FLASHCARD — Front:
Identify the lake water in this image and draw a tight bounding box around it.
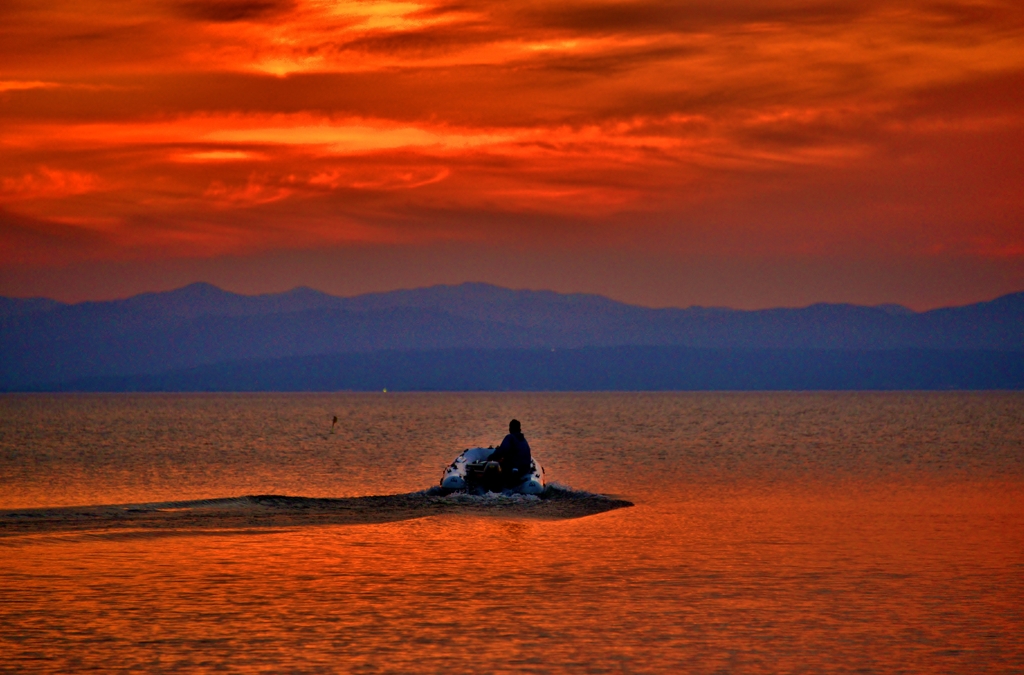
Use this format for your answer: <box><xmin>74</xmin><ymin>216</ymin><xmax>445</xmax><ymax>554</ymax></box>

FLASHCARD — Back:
<box><xmin>1</xmin><ymin>392</ymin><xmax>1022</xmax><ymax>673</ymax></box>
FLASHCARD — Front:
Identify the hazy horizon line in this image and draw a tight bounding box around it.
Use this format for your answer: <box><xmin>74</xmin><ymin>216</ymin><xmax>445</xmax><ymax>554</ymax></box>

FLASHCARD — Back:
<box><xmin>4</xmin><ymin>280</ymin><xmax>1022</xmax><ymax>314</ymax></box>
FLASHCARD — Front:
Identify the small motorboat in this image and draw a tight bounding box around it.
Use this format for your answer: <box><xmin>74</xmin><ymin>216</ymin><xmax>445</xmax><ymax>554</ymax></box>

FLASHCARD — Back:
<box><xmin>440</xmin><ymin>447</ymin><xmax>545</xmax><ymax>495</ymax></box>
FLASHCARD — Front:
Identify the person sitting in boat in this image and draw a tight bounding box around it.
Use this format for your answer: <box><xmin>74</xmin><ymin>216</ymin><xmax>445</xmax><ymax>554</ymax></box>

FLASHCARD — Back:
<box><xmin>488</xmin><ymin>419</ymin><xmax>532</xmax><ymax>486</ymax></box>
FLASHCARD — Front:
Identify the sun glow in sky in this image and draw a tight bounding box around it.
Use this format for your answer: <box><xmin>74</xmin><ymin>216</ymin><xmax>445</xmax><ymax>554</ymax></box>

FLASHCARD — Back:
<box><xmin>1</xmin><ymin>0</ymin><xmax>1023</xmax><ymax>307</ymax></box>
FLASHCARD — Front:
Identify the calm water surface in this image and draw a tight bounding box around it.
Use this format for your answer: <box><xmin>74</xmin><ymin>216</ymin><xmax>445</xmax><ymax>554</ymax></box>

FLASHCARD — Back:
<box><xmin>1</xmin><ymin>392</ymin><xmax>1022</xmax><ymax>673</ymax></box>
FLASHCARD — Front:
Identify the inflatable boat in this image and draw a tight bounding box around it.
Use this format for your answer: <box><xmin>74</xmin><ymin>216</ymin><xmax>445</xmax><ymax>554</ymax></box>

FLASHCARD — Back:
<box><xmin>440</xmin><ymin>447</ymin><xmax>545</xmax><ymax>495</ymax></box>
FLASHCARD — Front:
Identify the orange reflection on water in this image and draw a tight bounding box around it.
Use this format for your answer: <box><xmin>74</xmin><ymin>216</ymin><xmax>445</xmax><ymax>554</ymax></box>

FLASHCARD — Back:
<box><xmin>2</xmin><ymin>479</ymin><xmax>1021</xmax><ymax>673</ymax></box>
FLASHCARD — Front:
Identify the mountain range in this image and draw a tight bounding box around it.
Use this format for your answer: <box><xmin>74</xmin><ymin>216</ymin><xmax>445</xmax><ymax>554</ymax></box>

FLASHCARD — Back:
<box><xmin>2</xmin><ymin>282</ymin><xmax>1022</xmax><ymax>391</ymax></box>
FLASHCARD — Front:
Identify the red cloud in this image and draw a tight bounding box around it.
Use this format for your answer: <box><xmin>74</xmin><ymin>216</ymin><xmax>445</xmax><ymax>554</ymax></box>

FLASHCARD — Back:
<box><xmin>1</xmin><ymin>0</ymin><xmax>1022</xmax><ymax>305</ymax></box>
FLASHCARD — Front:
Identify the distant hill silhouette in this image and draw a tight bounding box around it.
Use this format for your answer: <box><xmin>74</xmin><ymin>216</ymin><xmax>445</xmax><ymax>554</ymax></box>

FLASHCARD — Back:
<box><xmin>2</xmin><ymin>283</ymin><xmax>1022</xmax><ymax>390</ymax></box>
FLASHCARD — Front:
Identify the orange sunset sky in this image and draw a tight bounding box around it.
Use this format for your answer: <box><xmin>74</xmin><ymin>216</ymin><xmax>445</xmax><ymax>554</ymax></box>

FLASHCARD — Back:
<box><xmin>1</xmin><ymin>0</ymin><xmax>1022</xmax><ymax>308</ymax></box>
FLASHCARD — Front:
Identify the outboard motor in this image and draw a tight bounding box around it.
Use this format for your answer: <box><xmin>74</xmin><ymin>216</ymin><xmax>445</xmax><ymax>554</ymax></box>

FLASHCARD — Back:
<box><xmin>465</xmin><ymin>460</ymin><xmax>504</xmax><ymax>493</ymax></box>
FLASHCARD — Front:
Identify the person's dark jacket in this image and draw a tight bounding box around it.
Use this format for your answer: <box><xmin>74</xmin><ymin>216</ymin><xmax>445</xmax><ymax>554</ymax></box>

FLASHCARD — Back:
<box><xmin>489</xmin><ymin>433</ymin><xmax>532</xmax><ymax>478</ymax></box>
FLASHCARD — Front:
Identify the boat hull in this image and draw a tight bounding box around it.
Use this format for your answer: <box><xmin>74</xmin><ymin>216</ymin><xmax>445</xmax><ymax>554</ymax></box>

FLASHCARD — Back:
<box><xmin>440</xmin><ymin>447</ymin><xmax>544</xmax><ymax>494</ymax></box>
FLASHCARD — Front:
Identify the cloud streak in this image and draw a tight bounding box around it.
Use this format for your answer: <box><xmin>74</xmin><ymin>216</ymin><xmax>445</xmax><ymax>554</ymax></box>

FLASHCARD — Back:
<box><xmin>1</xmin><ymin>0</ymin><xmax>1022</xmax><ymax>305</ymax></box>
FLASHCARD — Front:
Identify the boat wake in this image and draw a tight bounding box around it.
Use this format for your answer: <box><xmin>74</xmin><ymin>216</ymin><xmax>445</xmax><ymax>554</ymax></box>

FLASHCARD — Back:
<box><xmin>0</xmin><ymin>484</ymin><xmax>633</xmax><ymax>538</ymax></box>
